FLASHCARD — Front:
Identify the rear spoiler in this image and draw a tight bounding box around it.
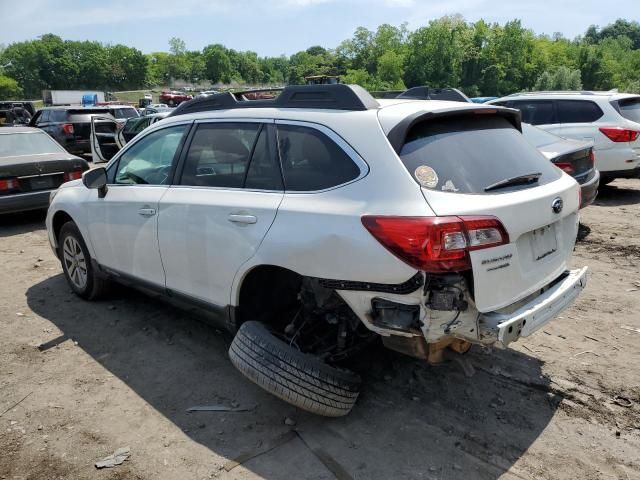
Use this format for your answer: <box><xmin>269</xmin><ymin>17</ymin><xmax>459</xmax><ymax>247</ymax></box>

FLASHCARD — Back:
<box><xmin>386</xmin><ymin>106</ymin><xmax>522</xmax><ymax>154</ymax></box>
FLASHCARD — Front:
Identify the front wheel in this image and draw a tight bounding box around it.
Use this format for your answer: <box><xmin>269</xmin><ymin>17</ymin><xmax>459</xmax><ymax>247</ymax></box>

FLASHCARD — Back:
<box><xmin>58</xmin><ymin>222</ymin><xmax>109</xmax><ymax>300</ymax></box>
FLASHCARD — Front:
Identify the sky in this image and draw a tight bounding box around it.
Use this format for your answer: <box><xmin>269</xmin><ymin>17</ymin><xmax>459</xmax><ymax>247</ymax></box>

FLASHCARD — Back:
<box><xmin>1</xmin><ymin>0</ymin><xmax>638</xmax><ymax>56</ymax></box>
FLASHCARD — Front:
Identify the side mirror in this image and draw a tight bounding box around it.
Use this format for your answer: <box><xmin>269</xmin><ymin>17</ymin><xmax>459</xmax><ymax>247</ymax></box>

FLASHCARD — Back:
<box><xmin>82</xmin><ymin>167</ymin><xmax>108</xmax><ymax>198</ymax></box>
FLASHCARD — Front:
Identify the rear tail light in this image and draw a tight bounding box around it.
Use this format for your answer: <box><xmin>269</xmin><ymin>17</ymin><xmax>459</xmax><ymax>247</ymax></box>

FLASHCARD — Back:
<box><xmin>63</xmin><ymin>171</ymin><xmax>83</xmax><ymax>182</ymax></box>
<box><xmin>62</xmin><ymin>123</ymin><xmax>74</xmax><ymax>135</ymax></box>
<box><xmin>588</xmin><ymin>149</ymin><xmax>595</xmax><ymax>167</ymax></box>
<box><xmin>0</xmin><ymin>178</ymin><xmax>20</xmax><ymax>192</ymax></box>
<box><xmin>361</xmin><ymin>215</ymin><xmax>509</xmax><ymax>273</ymax></box>
<box><xmin>554</xmin><ymin>162</ymin><xmax>575</xmax><ymax>175</ymax></box>
<box><xmin>599</xmin><ymin>127</ymin><xmax>639</xmax><ymax>143</ymax></box>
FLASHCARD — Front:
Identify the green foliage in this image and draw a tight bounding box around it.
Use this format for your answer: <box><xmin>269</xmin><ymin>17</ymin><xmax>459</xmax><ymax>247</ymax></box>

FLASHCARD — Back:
<box><xmin>0</xmin><ymin>74</ymin><xmax>22</xmax><ymax>100</ymax></box>
<box><xmin>534</xmin><ymin>66</ymin><xmax>582</xmax><ymax>90</ymax></box>
<box><xmin>1</xmin><ymin>18</ymin><xmax>639</xmax><ymax>99</ymax></box>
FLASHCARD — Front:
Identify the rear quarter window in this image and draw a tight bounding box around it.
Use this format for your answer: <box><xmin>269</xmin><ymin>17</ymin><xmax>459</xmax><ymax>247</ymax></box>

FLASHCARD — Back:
<box><xmin>616</xmin><ymin>97</ymin><xmax>640</xmax><ymax>124</ymax></box>
<box><xmin>277</xmin><ymin>124</ymin><xmax>360</xmax><ymax>191</ymax></box>
<box><xmin>557</xmin><ymin>100</ymin><xmax>603</xmax><ymax>123</ymax></box>
<box><xmin>399</xmin><ymin>115</ymin><xmax>561</xmax><ymax>194</ymax></box>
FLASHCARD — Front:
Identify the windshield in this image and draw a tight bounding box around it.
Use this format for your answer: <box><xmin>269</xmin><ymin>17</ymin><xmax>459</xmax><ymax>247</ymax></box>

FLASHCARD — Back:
<box><xmin>617</xmin><ymin>97</ymin><xmax>640</xmax><ymax>124</ymax></box>
<box><xmin>399</xmin><ymin>115</ymin><xmax>561</xmax><ymax>194</ymax></box>
<box><xmin>0</xmin><ymin>131</ymin><xmax>65</xmax><ymax>157</ymax></box>
<box><xmin>521</xmin><ymin>123</ymin><xmax>562</xmax><ymax>148</ymax></box>
<box><xmin>110</xmin><ymin>108</ymin><xmax>139</xmax><ymax>120</ymax></box>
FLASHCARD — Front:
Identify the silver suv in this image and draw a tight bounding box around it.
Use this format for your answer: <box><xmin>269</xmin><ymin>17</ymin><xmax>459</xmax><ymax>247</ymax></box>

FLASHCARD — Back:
<box><xmin>489</xmin><ymin>91</ymin><xmax>640</xmax><ymax>184</ymax></box>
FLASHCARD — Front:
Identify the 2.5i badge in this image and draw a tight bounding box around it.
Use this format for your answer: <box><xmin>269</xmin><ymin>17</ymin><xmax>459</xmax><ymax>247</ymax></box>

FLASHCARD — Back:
<box><xmin>414</xmin><ymin>165</ymin><xmax>438</xmax><ymax>188</ymax></box>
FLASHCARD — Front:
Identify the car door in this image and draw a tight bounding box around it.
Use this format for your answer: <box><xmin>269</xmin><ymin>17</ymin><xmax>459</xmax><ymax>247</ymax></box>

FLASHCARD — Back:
<box><xmin>158</xmin><ymin>120</ymin><xmax>283</xmax><ymax>307</ymax></box>
<box><xmin>86</xmin><ymin>123</ymin><xmax>190</xmax><ymax>287</ymax></box>
<box><xmin>35</xmin><ymin>109</ymin><xmax>52</xmax><ymax>136</ymax></box>
<box><xmin>555</xmin><ymin>99</ymin><xmax>604</xmax><ymax>143</ymax></box>
<box><xmin>90</xmin><ymin>115</ymin><xmax>121</xmax><ymax>162</ymax></box>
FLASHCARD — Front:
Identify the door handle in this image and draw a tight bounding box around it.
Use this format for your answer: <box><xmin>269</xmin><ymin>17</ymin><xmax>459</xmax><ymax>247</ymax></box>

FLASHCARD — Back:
<box><xmin>138</xmin><ymin>208</ymin><xmax>156</xmax><ymax>217</ymax></box>
<box><xmin>228</xmin><ymin>214</ymin><xmax>257</xmax><ymax>224</ymax></box>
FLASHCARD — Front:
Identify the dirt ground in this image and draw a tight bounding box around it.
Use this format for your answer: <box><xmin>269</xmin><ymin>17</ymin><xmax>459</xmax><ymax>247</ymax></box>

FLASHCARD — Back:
<box><xmin>1</xmin><ymin>180</ymin><xmax>639</xmax><ymax>480</ymax></box>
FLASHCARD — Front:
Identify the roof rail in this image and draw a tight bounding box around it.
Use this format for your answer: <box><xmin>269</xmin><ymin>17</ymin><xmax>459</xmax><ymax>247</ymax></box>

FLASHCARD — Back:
<box><xmin>169</xmin><ymin>84</ymin><xmax>379</xmax><ymax>117</ymax></box>
<box><xmin>504</xmin><ymin>90</ymin><xmax>618</xmax><ymax>97</ymax></box>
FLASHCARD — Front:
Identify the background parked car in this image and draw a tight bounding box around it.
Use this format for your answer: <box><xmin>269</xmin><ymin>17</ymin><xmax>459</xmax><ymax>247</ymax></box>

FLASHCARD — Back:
<box><xmin>118</xmin><ymin>112</ymin><xmax>171</xmax><ymax>144</ymax></box>
<box><xmin>488</xmin><ymin>92</ymin><xmax>640</xmax><ymax>184</ymax></box>
<box><xmin>521</xmin><ymin>123</ymin><xmax>600</xmax><ymax>208</ymax></box>
<box><xmin>105</xmin><ymin>105</ymin><xmax>139</xmax><ymax>126</ymax></box>
<box><xmin>470</xmin><ymin>96</ymin><xmax>498</xmax><ymax>103</ymax></box>
<box><xmin>29</xmin><ymin>107</ymin><xmax>118</xmax><ymax>155</ymax></box>
<box><xmin>159</xmin><ymin>90</ymin><xmax>193</xmax><ymax>106</ymax></box>
<box><xmin>197</xmin><ymin>90</ymin><xmax>219</xmax><ymax>97</ymax></box>
<box><xmin>0</xmin><ymin>127</ymin><xmax>88</xmax><ymax>214</ymax></box>
<box><xmin>142</xmin><ymin>105</ymin><xmax>172</xmax><ymax>116</ymax></box>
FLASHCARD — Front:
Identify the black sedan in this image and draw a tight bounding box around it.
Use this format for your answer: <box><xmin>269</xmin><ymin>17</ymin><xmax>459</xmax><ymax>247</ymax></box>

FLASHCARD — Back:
<box><xmin>522</xmin><ymin>123</ymin><xmax>600</xmax><ymax>208</ymax></box>
<box><xmin>0</xmin><ymin>127</ymin><xmax>89</xmax><ymax>214</ymax></box>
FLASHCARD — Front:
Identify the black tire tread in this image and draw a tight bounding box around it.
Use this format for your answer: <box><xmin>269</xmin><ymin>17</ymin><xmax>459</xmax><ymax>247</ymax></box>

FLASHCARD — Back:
<box><xmin>229</xmin><ymin>321</ymin><xmax>361</xmax><ymax>417</ymax></box>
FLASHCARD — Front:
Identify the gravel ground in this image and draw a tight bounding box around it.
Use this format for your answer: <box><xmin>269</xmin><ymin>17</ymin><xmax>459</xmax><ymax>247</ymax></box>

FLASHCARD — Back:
<box><xmin>1</xmin><ymin>179</ymin><xmax>639</xmax><ymax>480</ymax></box>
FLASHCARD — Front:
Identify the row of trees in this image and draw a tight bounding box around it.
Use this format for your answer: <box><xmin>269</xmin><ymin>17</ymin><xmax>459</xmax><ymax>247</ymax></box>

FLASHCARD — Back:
<box><xmin>1</xmin><ymin>17</ymin><xmax>639</xmax><ymax>100</ymax></box>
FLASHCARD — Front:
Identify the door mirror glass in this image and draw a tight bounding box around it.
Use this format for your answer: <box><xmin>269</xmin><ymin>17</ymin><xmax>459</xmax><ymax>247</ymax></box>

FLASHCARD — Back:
<box><xmin>83</xmin><ymin>167</ymin><xmax>107</xmax><ymax>190</ymax></box>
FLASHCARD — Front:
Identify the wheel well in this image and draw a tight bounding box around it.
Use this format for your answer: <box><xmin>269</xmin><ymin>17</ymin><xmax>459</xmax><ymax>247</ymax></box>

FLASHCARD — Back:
<box><xmin>52</xmin><ymin>211</ymin><xmax>74</xmax><ymax>248</ymax></box>
<box><xmin>236</xmin><ymin>265</ymin><xmax>302</xmax><ymax>330</ymax></box>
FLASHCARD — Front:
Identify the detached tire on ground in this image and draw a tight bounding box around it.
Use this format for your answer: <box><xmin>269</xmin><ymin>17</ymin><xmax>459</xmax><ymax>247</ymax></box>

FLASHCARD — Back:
<box><xmin>229</xmin><ymin>321</ymin><xmax>361</xmax><ymax>417</ymax></box>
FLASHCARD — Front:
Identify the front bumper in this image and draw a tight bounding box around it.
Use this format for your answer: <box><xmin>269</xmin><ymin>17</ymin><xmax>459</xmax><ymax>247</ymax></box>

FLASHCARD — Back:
<box><xmin>0</xmin><ymin>189</ymin><xmax>54</xmax><ymax>214</ymax></box>
<box><xmin>478</xmin><ymin>267</ymin><xmax>588</xmax><ymax>348</ymax></box>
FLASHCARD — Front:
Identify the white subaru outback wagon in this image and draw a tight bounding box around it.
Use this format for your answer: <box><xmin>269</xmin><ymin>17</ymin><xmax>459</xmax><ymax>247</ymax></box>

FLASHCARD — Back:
<box><xmin>46</xmin><ymin>85</ymin><xmax>587</xmax><ymax>416</ymax></box>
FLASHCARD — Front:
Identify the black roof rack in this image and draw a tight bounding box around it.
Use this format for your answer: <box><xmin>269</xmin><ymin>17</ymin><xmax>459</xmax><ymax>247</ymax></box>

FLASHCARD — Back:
<box><xmin>168</xmin><ymin>84</ymin><xmax>379</xmax><ymax>117</ymax></box>
<box><xmin>397</xmin><ymin>86</ymin><xmax>471</xmax><ymax>103</ymax></box>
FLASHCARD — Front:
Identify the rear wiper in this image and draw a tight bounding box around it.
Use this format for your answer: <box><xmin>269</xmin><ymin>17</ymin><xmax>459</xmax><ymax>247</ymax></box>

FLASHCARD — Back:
<box><xmin>484</xmin><ymin>172</ymin><xmax>542</xmax><ymax>192</ymax></box>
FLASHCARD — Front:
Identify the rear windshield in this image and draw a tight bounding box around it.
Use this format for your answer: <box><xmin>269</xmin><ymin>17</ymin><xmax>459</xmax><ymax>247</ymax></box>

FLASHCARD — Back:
<box><xmin>68</xmin><ymin>112</ymin><xmax>111</xmax><ymax>123</ymax></box>
<box><xmin>617</xmin><ymin>97</ymin><xmax>640</xmax><ymax>124</ymax></box>
<box><xmin>399</xmin><ymin>115</ymin><xmax>561</xmax><ymax>194</ymax></box>
<box><xmin>110</xmin><ymin>108</ymin><xmax>138</xmax><ymax>119</ymax></box>
<box><xmin>0</xmin><ymin>132</ymin><xmax>64</xmax><ymax>157</ymax></box>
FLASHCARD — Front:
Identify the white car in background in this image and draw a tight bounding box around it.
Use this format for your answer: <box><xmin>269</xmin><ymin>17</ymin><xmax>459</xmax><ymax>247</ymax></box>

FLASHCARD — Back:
<box><xmin>46</xmin><ymin>85</ymin><xmax>587</xmax><ymax>416</ymax></box>
<box><xmin>488</xmin><ymin>92</ymin><xmax>640</xmax><ymax>184</ymax></box>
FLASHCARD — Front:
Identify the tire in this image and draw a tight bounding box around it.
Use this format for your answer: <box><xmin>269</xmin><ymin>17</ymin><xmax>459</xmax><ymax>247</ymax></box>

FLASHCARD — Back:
<box><xmin>229</xmin><ymin>321</ymin><xmax>361</xmax><ymax>417</ymax></box>
<box><xmin>58</xmin><ymin>222</ymin><xmax>109</xmax><ymax>300</ymax></box>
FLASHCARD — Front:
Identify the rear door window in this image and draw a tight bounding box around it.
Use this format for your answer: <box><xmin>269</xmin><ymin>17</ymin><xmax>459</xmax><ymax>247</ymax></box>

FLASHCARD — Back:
<box><xmin>557</xmin><ymin>100</ymin><xmax>603</xmax><ymax>123</ymax></box>
<box><xmin>616</xmin><ymin>97</ymin><xmax>640</xmax><ymax>124</ymax></box>
<box><xmin>39</xmin><ymin>110</ymin><xmax>51</xmax><ymax>123</ymax></box>
<box><xmin>399</xmin><ymin>115</ymin><xmax>561</xmax><ymax>194</ymax></box>
<box><xmin>511</xmin><ymin>101</ymin><xmax>555</xmax><ymax>125</ymax></box>
<box><xmin>276</xmin><ymin>124</ymin><xmax>360</xmax><ymax>191</ymax></box>
<box><xmin>179</xmin><ymin>123</ymin><xmax>260</xmax><ymax>188</ymax></box>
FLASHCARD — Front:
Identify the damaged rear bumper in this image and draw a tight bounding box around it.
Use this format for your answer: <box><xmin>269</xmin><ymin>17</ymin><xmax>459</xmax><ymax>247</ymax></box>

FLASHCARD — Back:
<box><xmin>479</xmin><ymin>267</ymin><xmax>588</xmax><ymax>348</ymax></box>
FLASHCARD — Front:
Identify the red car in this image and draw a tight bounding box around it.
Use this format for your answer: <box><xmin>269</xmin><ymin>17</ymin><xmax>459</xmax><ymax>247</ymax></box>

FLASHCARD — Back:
<box><xmin>159</xmin><ymin>90</ymin><xmax>193</xmax><ymax>106</ymax></box>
